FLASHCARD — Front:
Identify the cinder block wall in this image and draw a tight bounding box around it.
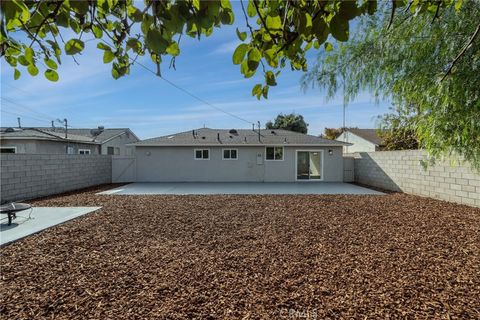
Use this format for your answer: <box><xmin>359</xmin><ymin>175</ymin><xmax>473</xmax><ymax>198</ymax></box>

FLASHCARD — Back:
<box><xmin>0</xmin><ymin>154</ymin><xmax>111</xmax><ymax>202</ymax></box>
<box><xmin>354</xmin><ymin>150</ymin><xmax>480</xmax><ymax>207</ymax></box>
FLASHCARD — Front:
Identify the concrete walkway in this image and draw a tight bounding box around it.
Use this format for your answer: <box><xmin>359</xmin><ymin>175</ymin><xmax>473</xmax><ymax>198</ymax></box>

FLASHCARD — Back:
<box><xmin>0</xmin><ymin>207</ymin><xmax>101</xmax><ymax>246</ymax></box>
<box><xmin>98</xmin><ymin>182</ymin><xmax>384</xmax><ymax>195</ymax></box>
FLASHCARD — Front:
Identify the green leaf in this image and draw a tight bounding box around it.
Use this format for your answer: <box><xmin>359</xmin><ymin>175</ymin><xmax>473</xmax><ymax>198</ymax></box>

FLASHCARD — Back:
<box><xmin>247</xmin><ymin>0</ymin><xmax>256</xmax><ymax>17</ymax></box>
<box><xmin>312</xmin><ymin>19</ymin><xmax>329</xmax><ymax>44</ymax></box>
<box><xmin>339</xmin><ymin>1</ymin><xmax>359</xmax><ymax>20</ymax></box>
<box><xmin>24</xmin><ymin>47</ymin><xmax>34</xmax><ymax>63</ymax></box>
<box><xmin>92</xmin><ymin>25</ymin><xmax>103</xmax><ymax>38</ymax></box>
<box><xmin>65</xmin><ymin>39</ymin><xmax>85</xmax><ymax>55</ymax></box>
<box><xmin>69</xmin><ymin>0</ymin><xmax>89</xmax><ymax>15</ymax></box>
<box><xmin>166</xmin><ymin>42</ymin><xmax>180</xmax><ymax>56</ymax></box>
<box><xmin>266</xmin><ymin>15</ymin><xmax>282</xmax><ymax>30</ymax></box>
<box><xmin>103</xmin><ymin>50</ymin><xmax>115</xmax><ymax>63</ymax></box>
<box><xmin>27</xmin><ymin>64</ymin><xmax>39</xmax><ymax>76</ymax></box>
<box><xmin>192</xmin><ymin>0</ymin><xmax>200</xmax><ymax>10</ymax></box>
<box><xmin>236</xmin><ymin>28</ymin><xmax>247</xmax><ymax>41</ymax></box>
<box><xmin>17</xmin><ymin>55</ymin><xmax>29</xmax><ymax>66</ymax></box>
<box><xmin>265</xmin><ymin>71</ymin><xmax>277</xmax><ymax>86</ymax></box>
<box><xmin>324</xmin><ymin>42</ymin><xmax>333</xmax><ymax>51</ymax></box>
<box><xmin>44</xmin><ymin>58</ymin><xmax>58</xmax><ymax>70</ymax></box>
<box><xmin>262</xmin><ymin>85</ymin><xmax>269</xmax><ymax>99</ymax></box>
<box><xmin>126</xmin><ymin>38</ymin><xmax>142</xmax><ymax>53</ymax></box>
<box><xmin>330</xmin><ymin>15</ymin><xmax>349</xmax><ymax>42</ymax></box>
<box><xmin>240</xmin><ymin>60</ymin><xmax>255</xmax><ymax>78</ymax></box>
<box><xmin>14</xmin><ymin>68</ymin><xmax>20</xmax><ymax>80</ymax></box>
<box><xmin>232</xmin><ymin>43</ymin><xmax>248</xmax><ymax>65</ymax></box>
<box><xmin>252</xmin><ymin>83</ymin><xmax>262</xmax><ymax>97</ymax></box>
<box><xmin>97</xmin><ymin>42</ymin><xmax>111</xmax><ymax>51</ymax></box>
<box><xmin>220</xmin><ymin>10</ymin><xmax>234</xmax><ymax>25</ymax></box>
<box><xmin>44</xmin><ymin>69</ymin><xmax>59</xmax><ymax>82</ymax></box>
<box><xmin>146</xmin><ymin>29</ymin><xmax>168</xmax><ymax>53</ymax></box>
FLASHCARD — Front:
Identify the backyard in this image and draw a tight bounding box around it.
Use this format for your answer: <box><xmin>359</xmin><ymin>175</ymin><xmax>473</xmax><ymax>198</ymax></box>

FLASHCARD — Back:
<box><xmin>1</xmin><ymin>185</ymin><xmax>479</xmax><ymax>319</ymax></box>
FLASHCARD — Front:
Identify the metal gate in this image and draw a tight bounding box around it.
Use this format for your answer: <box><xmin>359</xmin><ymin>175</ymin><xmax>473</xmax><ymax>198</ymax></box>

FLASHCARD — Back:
<box><xmin>343</xmin><ymin>157</ymin><xmax>355</xmax><ymax>182</ymax></box>
<box><xmin>112</xmin><ymin>156</ymin><xmax>136</xmax><ymax>183</ymax></box>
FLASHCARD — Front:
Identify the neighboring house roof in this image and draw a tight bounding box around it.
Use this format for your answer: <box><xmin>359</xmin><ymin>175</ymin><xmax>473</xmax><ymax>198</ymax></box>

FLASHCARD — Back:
<box><xmin>0</xmin><ymin>128</ymin><xmax>99</xmax><ymax>144</ymax></box>
<box><xmin>343</xmin><ymin>129</ymin><xmax>384</xmax><ymax>146</ymax></box>
<box><xmin>0</xmin><ymin>127</ymin><xmax>139</xmax><ymax>144</ymax></box>
<box><xmin>40</xmin><ymin>127</ymin><xmax>139</xmax><ymax>143</ymax></box>
<box><xmin>134</xmin><ymin>128</ymin><xmax>350</xmax><ymax>146</ymax></box>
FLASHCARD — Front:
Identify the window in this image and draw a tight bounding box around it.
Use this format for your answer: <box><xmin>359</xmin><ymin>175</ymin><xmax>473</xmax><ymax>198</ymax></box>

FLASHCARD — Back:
<box><xmin>223</xmin><ymin>149</ymin><xmax>238</xmax><ymax>160</ymax></box>
<box><xmin>79</xmin><ymin>149</ymin><xmax>91</xmax><ymax>155</ymax></box>
<box><xmin>107</xmin><ymin>146</ymin><xmax>120</xmax><ymax>155</ymax></box>
<box><xmin>0</xmin><ymin>147</ymin><xmax>16</xmax><ymax>154</ymax></box>
<box><xmin>265</xmin><ymin>146</ymin><xmax>283</xmax><ymax>160</ymax></box>
<box><xmin>194</xmin><ymin>149</ymin><xmax>209</xmax><ymax>160</ymax></box>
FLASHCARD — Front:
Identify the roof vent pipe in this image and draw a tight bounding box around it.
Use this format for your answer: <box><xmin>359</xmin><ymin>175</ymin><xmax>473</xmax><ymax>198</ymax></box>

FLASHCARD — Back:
<box><xmin>192</xmin><ymin>130</ymin><xmax>196</xmax><ymax>138</ymax></box>
<box><xmin>217</xmin><ymin>132</ymin><xmax>220</xmax><ymax>141</ymax></box>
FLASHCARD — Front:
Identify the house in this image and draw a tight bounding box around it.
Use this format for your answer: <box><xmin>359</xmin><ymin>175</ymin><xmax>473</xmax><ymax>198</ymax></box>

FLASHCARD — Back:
<box><xmin>0</xmin><ymin>128</ymin><xmax>100</xmax><ymax>154</ymax></box>
<box><xmin>131</xmin><ymin>128</ymin><xmax>350</xmax><ymax>182</ymax></box>
<box><xmin>336</xmin><ymin>129</ymin><xmax>384</xmax><ymax>153</ymax></box>
<box><xmin>42</xmin><ymin>127</ymin><xmax>139</xmax><ymax>156</ymax></box>
<box><xmin>0</xmin><ymin>126</ymin><xmax>139</xmax><ymax>155</ymax></box>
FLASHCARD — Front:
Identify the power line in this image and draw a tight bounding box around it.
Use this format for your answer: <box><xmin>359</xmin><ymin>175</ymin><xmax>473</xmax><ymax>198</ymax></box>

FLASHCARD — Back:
<box><xmin>1</xmin><ymin>96</ymin><xmax>55</xmax><ymax>122</ymax></box>
<box><xmin>125</xmin><ymin>52</ymin><xmax>255</xmax><ymax>125</ymax></box>
<box><xmin>0</xmin><ymin>109</ymin><xmax>52</xmax><ymax>125</ymax></box>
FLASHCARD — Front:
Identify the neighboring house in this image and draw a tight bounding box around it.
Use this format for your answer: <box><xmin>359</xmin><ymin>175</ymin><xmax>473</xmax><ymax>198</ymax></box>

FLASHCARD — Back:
<box><xmin>0</xmin><ymin>126</ymin><xmax>139</xmax><ymax>155</ymax></box>
<box><xmin>337</xmin><ymin>129</ymin><xmax>384</xmax><ymax>153</ymax></box>
<box><xmin>0</xmin><ymin>128</ymin><xmax>100</xmax><ymax>154</ymax></box>
<box><xmin>131</xmin><ymin>128</ymin><xmax>350</xmax><ymax>182</ymax></box>
<box><xmin>42</xmin><ymin>127</ymin><xmax>139</xmax><ymax>156</ymax></box>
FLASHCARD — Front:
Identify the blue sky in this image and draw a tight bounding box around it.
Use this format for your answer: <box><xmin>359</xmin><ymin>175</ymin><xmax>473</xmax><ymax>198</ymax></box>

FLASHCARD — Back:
<box><xmin>0</xmin><ymin>2</ymin><xmax>390</xmax><ymax>139</ymax></box>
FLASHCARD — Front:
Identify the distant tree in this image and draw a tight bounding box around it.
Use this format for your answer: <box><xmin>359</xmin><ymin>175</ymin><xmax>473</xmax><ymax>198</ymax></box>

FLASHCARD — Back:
<box><xmin>265</xmin><ymin>113</ymin><xmax>308</xmax><ymax>134</ymax></box>
<box><xmin>377</xmin><ymin>105</ymin><xmax>419</xmax><ymax>150</ymax></box>
<box><xmin>323</xmin><ymin>127</ymin><xmax>357</xmax><ymax>140</ymax></box>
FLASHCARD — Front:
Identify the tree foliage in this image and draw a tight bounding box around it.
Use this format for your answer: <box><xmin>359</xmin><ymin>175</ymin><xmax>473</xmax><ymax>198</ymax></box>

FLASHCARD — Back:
<box><xmin>301</xmin><ymin>1</ymin><xmax>480</xmax><ymax>169</ymax></box>
<box><xmin>323</xmin><ymin>127</ymin><xmax>357</xmax><ymax>140</ymax></box>
<box><xmin>265</xmin><ymin>113</ymin><xmax>308</xmax><ymax>134</ymax></box>
<box><xmin>0</xmin><ymin>0</ymin><xmax>462</xmax><ymax>98</ymax></box>
<box><xmin>377</xmin><ymin>106</ymin><xmax>419</xmax><ymax>151</ymax></box>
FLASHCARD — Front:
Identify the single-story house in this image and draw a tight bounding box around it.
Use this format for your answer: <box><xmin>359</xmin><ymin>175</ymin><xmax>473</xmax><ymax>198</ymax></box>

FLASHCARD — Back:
<box><xmin>0</xmin><ymin>126</ymin><xmax>139</xmax><ymax>155</ymax></box>
<box><xmin>132</xmin><ymin>128</ymin><xmax>350</xmax><ymax>182</ymax></box>
<box><xmin>0</xmin><ymin>128</ymin><xmax>100</xmax><ymax>154</ymax></box>
<box><xmin>336</xmin><ymin>129</ymin><xmax>384</xmax><ymax>153</ymax></box>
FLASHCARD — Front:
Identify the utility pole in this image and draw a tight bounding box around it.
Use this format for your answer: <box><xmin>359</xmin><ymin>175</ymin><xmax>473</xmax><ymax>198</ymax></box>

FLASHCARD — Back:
<box><xmin>64</xmin><ymin>118</ymin><xmax>68</xmax><ymax>138</ymax></box>
<box><xmin>17</xmin><ymin>117</ymin><xmax>21</xmax><ymax>128</ymax></box>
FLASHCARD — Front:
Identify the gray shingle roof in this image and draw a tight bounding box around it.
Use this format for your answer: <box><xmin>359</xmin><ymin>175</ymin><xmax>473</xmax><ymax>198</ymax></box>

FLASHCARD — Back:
<box><xmin>0</xmin><ymin>128</ymin><xmax>98</xmax><ymax>143</ymax></box>
<box><xmin>40</xmin><ymin>128</ymin><xmax>137</xmax><ymax>142</ymax></box>
<box><xmin>347</xmin><ymin>129</ymin><xmax>384</xmax><ymax>146</ymax></box>
<box><xmin>134</xmin><ymin>128</ymin><xmax>349</xmax><ymax>146</ymax></box>
<box><xmin>0</xmin><ymin>127</ymin><xmax>138</xmax><ymax>143</ymax></box>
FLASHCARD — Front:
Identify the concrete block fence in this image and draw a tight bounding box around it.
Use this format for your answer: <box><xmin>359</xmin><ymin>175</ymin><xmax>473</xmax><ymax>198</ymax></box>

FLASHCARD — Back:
<box><xmin>353</xmin><ymin>150</ymin><xmax>480</xmax><ymax>207</ymax></box>
<box><xmin>0</xmin><ymin>154</ymin><xmax>111</xmax><ymax>202</ymax></box>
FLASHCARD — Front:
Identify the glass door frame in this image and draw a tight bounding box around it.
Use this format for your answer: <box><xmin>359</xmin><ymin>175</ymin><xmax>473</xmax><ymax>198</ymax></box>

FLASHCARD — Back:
<box><xmin>295</xmin><ymin>150</ymin><xmax>324</xmax><ymax>181</ymax></box>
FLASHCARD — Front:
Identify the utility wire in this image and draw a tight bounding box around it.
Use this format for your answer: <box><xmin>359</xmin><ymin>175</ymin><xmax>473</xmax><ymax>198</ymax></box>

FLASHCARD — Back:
<box><xmin>0</xmin><ymin>109</ymin><xmax>53</xmax><ymax>125</ymax></box>
<box><xmin>123</xmin><ymin>51</ymin><xmax>255</xmax><ymax>126</ymax></box>
<box><xmin>1</xmin><ymin>96</ymin><xmax>56</xmax><ymax>122</ymax></box>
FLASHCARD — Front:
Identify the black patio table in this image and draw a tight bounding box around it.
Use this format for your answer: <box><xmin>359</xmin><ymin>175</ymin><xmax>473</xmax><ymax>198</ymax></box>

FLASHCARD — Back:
<box><xmin>0</xmin><ymin>203</ymin><xmax>32</xmax><ymax>226</ymax></box>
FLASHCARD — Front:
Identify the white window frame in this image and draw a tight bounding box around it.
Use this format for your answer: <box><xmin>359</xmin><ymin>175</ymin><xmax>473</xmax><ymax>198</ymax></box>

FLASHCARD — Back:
<box><xmin>265</xmin><ymin>146</ymin><xmax>284</xmax><ymax>161</ymax></box>
<box><xmin>78</xmin><ymin>149</ymin><xmax>91</xmax><ymax>155</ymax></box>
<box><xmin>294</xmin><ymin>149</ymin><xmax>324</xmax><ymax>182</ymax></box>
<box><xmin>194</xmin><ymin>148</ymin><xmax>210</xmax><ymax>160</ymax></box>
<box><xmin>222</xmin><ymin>148</ymin><xmax>238</xmax><ymax>160</ymax></box>
<box><xmin>0</xmin><ymin>146</ymin><xmax>17</xmax><ymax>153</ymax></box>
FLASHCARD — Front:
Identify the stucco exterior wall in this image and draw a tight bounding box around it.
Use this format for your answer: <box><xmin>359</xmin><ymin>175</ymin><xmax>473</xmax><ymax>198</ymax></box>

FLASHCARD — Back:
<box><xmin>337</xmin><ymin>132</ymin><xmax>377</xmax><ymax>153</ymax></box>
<box><xmin>354</xmin><ymin>150</ymin><xmax>480</xmax><ymax>207</ymax></box>
<box><xmin>0</xmin><ymin>139</ymin><xmax>99</xmax><ymax>154</ymax></box>
<box><xmin>0</xmin><ymin>154</ymin><xmax>111</xmax><ymax>202</ymax></box>
<box><xmin>135</xmin><ymin>146</ymin><xmax>343</xmax><ymax>182</ymax></box>
<box><xmin>100</xmin><ymin>132</ymin><xmax>138</xmax><ymax>156</ymax></box>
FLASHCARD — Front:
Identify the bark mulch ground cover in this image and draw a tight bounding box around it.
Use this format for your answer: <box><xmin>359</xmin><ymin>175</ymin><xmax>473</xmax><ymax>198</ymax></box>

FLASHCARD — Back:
<box><xmin>1</xmin><ymin>185</ymin><xmax>479</xmax><ymax>319</ymax></box>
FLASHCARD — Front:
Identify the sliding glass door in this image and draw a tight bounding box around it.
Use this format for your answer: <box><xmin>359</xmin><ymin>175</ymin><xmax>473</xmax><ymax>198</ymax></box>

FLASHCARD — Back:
<box><xmin>296</xmin><ymin>151</ymin><xmax>323</xmax><ymax>180</ymax></box>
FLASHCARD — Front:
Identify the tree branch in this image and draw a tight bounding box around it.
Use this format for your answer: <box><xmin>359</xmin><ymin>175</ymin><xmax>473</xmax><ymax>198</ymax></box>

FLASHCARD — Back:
<box><xmin>387</xmin><ymin>0</ymin><xmax>397</xmax><ymax>30</ymax></box>
<box><xmin>28</xmin><ymin>1</ymin><xmax>63</xmax><ymax>47</ymax></box>
<box><xmin>252</xmin><ymin>0</ymin><xmax>277</xmax><ymax>44</ymax></box>
<box><xmin>441</xmin><ymin>22</ymin><xmax>480</xmax><ymax>81</ymax></box>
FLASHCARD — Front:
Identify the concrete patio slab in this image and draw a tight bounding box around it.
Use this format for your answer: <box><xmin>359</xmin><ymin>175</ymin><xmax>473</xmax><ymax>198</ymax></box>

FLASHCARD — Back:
<box><xmin>0</xmin><ymin>207</ymin><xmax>101</xmax><ymax>246</ymax></box>
<box><xmin>98</xmin><ymin>182</ymin><xmax>384</xmax><ymax>195</ymax></box>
